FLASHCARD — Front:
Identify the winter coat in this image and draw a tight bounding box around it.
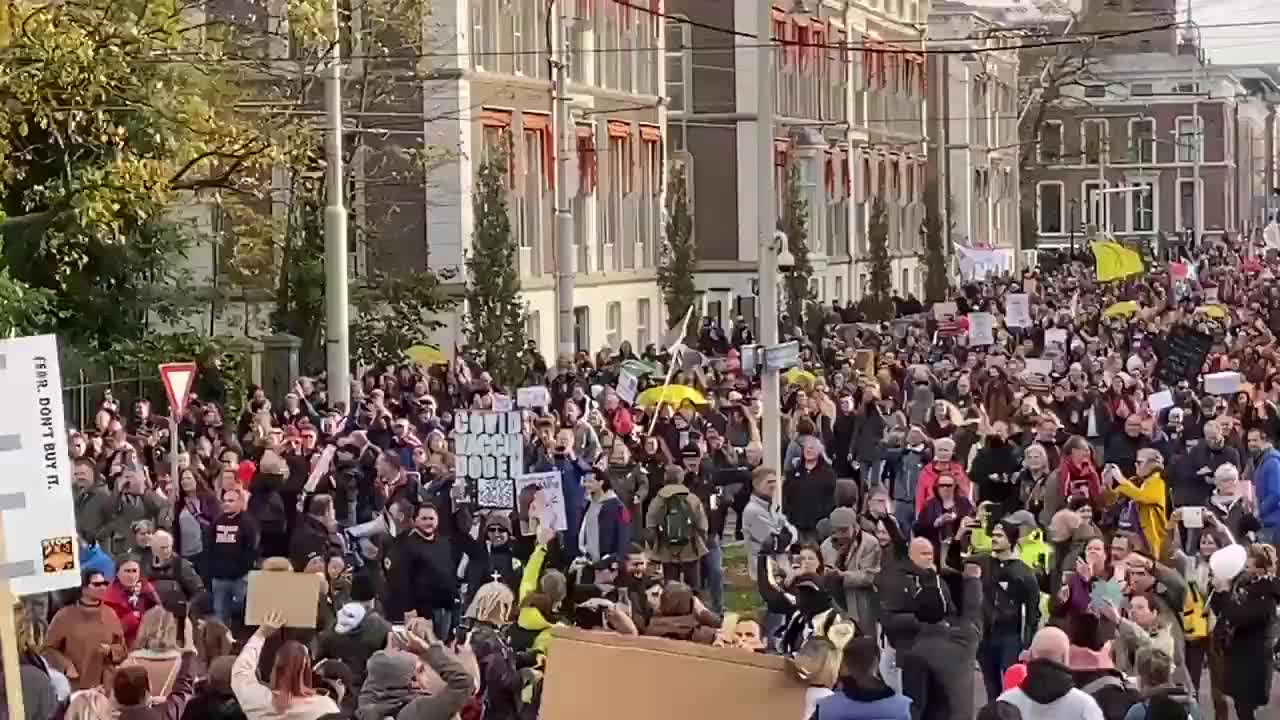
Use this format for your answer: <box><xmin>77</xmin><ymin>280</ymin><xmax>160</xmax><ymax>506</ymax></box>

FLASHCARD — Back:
<box><xmin>0</xmin><ymin>655</ymin><xmax>58</xmax><ymax>720</ymax></box>
<box><xmin>385</xmin><ymin>530</ymin><xmax>459</xmax><ymax>621</ymax></box>
<box><xmin>577</xmin><ymin>491</ymin><xmax>629</xmax><ymax>562</ymax></box>
<box><xmin>644</xmin><ymin>484</ymin><xmax>709</xmax><ymax>564</ymax></box>
<box><xmin>1171</xmin><ymin>442</ymin><xmax>1241</xmax><ymax>507</ymax></box>
<box><xmin>914</xmin><ymin>460</ymin><xmax>971</xmax><ymax>516</ymax></box>
<box><xmin>783</xmin><ymin>457</ymin><xmax>838</xmax><ymax>533</ymax></box>
<box><xmin>1209</xmin><ymin>574</ymin><xmax>1280</xmax><ymax>707</ymax></box>
<box><xmin>878</xmin><ymin>560</ymin><xmax>955</xmax><ymax>653</ymax></box>
<box><xmin>820</xmin><ymin>527</ymin><xmax>881</xmax><ymax>636</ymax></box>
<box><xmin>1121</xmin><ymin>685</ymin><xmax>1203</xmax><ymax>720</ymax></box>
<box><xmin>1253</xmin><ymin>447</ymin><xmax>1280</xmax><ymax>529</ymax></box>
<box><xmin>976</xmin><ymin>554</ymin><xmax>1041</xmax><ymax>642</ymax></box>
<box><xmin>811</xmin><ymin>680</ymin><xmax>912</xmax><ymax>720</ymax></box>
<box><xmin>43</xmin><ymin>601</ymin><xmax>127</xmax><ymax>690</ymax></box>
<box><xmin>312</xmin><ymin>609</ymin><xmax>391</xmax><ymax>687</ymax></box>
<box><xmin>997</xmin><ymin>659</ymin><xmax>1105</xmax><ymax>720</ymax></box>
<box><xmin>741</xmin><ymin>494</ymin><xmax>787</xmax><ymax>581</ymax></box>
<box><xmin>143</xmin><ymin>555</ymin><xmax>206</xmax><ymax>605</ymax></box>
<box><xmin>969</xmin><ymin>440</ymin><xmax>1023</xmax><ymax>511</ymax></box>
<box><xmin>103</xmin><ymin>579</ymin><xmax>163</xmax><ymax>647</ymax></box>
<box><xmin>288</xmin><ymin>515</ymin><xmax>342</xmax><ymax>571</ymax></box>
<box><xmin>74</xmin><ymin>483</ymin><xmax>114</xmax><ymax>546</ymax></box>
<box><xmin>231</xmin><ymin>635</ymin><xmax>338</xmax><ymax>720</ymax></box>
<box><xmin>899</xmin><ymin>577</ymin><xmax>983</xmax><ymax>720</ymax></box>
<box><xmin>1105</xmin><ymin>470</ymin><xmax>1168</xmax><ymax>559</ymax></box>
<box><xmin>354</xmin><ymin>644</ymin><xmax>474</xmax><ymax>720</ymax></box>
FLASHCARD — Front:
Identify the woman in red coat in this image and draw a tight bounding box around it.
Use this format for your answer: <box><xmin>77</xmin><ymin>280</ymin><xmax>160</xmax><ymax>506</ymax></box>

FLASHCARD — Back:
<box><xmin>103</xmin><ymin>557</ymin><xmax>162</xmax><ymax>648</ymax></box>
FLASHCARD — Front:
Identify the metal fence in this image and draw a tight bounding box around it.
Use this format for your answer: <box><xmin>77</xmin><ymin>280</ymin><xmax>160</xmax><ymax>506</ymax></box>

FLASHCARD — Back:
<box><xmin>61</xmin><ymin>369</ymin><xmax>170</xmax><ymax>433</ymax></box>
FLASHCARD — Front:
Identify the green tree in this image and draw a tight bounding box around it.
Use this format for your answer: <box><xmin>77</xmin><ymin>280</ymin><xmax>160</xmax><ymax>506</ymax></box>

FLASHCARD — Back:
<box><xmin>863</xmin><ymin>197</ymin><xmax>894</xmax><ymax>322</ymax></box>
<box><xmin>463</xmin><ymin>156</ymin><xmax>527</xmax><ymax>387</ymax></box>
<box><xmin>657</xmin><ymin>162</ymin><xmax>697</xmax><ymax>325</ymax></box>
<box><xmin>350</xmin><ymin>268</ymin><xmax>456</xmax><ymax>369</ymax></box>
<box><xmin>921</xmin><ymin>178</ymin><xmax>950</xmax><ymax>303</ymax></box>
<box><xmin>780</xmin><ymin>163</ymin><xmax>814</xmax><ymax>328</ymax></box>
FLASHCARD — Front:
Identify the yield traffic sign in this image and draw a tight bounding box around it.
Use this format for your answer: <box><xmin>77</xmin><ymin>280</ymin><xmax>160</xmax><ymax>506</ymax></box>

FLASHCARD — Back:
<box><xmin>159</xmin><ymin>362</ymin><xmax>198</xmax><ymax>418</ymax></box>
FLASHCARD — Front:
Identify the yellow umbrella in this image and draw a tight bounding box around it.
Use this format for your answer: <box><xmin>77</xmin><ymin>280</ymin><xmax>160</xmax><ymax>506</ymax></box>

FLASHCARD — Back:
<box><xmin>1103</xmin><ymin>301</ymin><xmax>1140</xmax><ymax>319</ymax></box>
<box><xmin>1195</xmin><ymin>304</ymin><xmax>1227</xmax><ymax>319</ymax></box>
<box><xmin>635</xmin><ymin>384</ymin><xmax>707</xmax><ymax>408</ymax></box>
<box><xmin>405</xmin><ymin>344</ymin><xmax>448</xmax><ymax>366</ymax></box>
<box><xmin>783</xmin><ymin>367</ymin><xmax>817</xmax><ymax>387</ymax></box>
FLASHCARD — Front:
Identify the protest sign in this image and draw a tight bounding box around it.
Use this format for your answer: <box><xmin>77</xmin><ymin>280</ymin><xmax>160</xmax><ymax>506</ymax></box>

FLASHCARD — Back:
<box><xmin>1044</xmin><ymin>328</ymin><xmax>1068</xmax><ymax>349</ymax></box>
<box><xmin>1148</xmin><ymin>390</ymin><xmax>1174</xmax><ymax>415</ymax></box>
<box><xmin>968</xmin><ymin>313</ymin><xmax>995</xmax><ymax>345</ymax></box>
<box><xmin>517</xmin><ymin>386</ymin><xmax>550</xmax><ymax>408</ymax></box>
<box><xmin>515</xmin><ymin>471</ymin><xmax>567</xmax><ymax>535</ymax></box>
<box><xmin>1005</xmin><ymin>293</ymin><xmax>1031</xmax><ymax>328</ymax></box>
<box><xmin>616</xmin><ymin>369</ymin><xmax>639</xmax><ymax>405</ymax></box>
<box><xmin>246</xmin><ymin>570</ymin><xmax>323</xmax><ymax>628</ymax></box>
<box><xmin>454</xmin><ymin>410</ymin><xmax>524</xmax><ymax>509</ymax></box>
<box><xmin>1153</xmin><ymin>326</ymin><xmax>1213</xmax><ymax>386</ymax></box>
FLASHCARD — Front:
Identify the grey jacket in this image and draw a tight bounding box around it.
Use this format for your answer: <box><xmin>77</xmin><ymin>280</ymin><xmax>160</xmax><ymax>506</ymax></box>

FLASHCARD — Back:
<box><xmin>741</xmin><ymin>494</ymin><xmax>785</xmax><ymax>581</ymax></box>
<box><xmin>356</xmin><ymin>645</ymin><xmax>475</xmax><ymax>720</ymax></box>
<box><xmin>820</xmin><ymin>529</ymin><xmax>881</xmax><ymax>636</ymax></box>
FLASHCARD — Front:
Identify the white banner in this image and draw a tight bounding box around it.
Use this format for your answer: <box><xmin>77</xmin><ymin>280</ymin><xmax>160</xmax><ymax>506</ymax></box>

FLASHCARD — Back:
<box><xmin>454</xmin><ymin>410</ymin><xmax>524</xmax><ymax>509</ymax></box>
<box><xmin>0</xmin><ymin>335</ymin><xmax>80</xmax><ymax>596</ymax></box>
<box><xmin>1005</xmin><ymin>293</ymin><xmax>1031</xmax><ymax>328</ymax></box>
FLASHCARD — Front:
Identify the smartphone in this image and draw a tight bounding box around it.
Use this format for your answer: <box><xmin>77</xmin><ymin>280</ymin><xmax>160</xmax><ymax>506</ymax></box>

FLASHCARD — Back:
<box><xmin>406</xmin><ymin>471</ymin><xmax>422</xmax><ymax>486</ymax></box>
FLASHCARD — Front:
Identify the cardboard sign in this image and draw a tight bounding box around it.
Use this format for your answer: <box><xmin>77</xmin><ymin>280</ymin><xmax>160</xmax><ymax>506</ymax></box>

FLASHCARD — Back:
<box><xmin>1148</xmin><ymin>390</ymin><xmax>1174</xmax><ymax>414</ymax></box>
<box><xmin>515</xmin><ymin>471</ymin><xmax>567</xmax><ymax>535</ymax></box>
<box><xmin>541</xmin><ymin>627</ymin><xmax>806</xmax><ymax>720</ymax></box>
<box><xmin>517</xmin><ymin>386</ymin><xmax>550</xmax><ymax>408</ymax></box>
<box><xmin>1005</xmin><ymin>293</ymin><xmax>1031</xmax><ymax>328</ymax></box>
<box><xmin>0</xmin><ymin>335</ymin><xmax>81</xmax><ymax>596</ymax></box>
<box><xmin>1153</xmin><ymin>326</ymin><xmax>1213</xmax><ymax>386</ymax></box>
<box><xmin>616</xmin><ymin>370</ymin><xmax>639</xmax><ymax>406</ymax></box>
<box><xmin>853</xmin><ymin>349</ymin><xmax>875</xmax><ymax>376</ymax></box>
<box><xmin>245</xmin><ymin>570</ymin><xmax>323</xmax><ymax>628</ymax></box>
<box><xmin>968</xmin><ymin>312</ymin><xmax>995</xmax><ymax>346</ymax></box>
<box><xmin>454</xmin><ymin>410</ymin><xmax>524</xmax><ymax>509</ymax></box>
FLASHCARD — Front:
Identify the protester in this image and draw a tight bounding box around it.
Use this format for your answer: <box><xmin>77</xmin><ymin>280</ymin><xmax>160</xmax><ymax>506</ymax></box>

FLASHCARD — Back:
<box><xmin>231</xmin><ymin>611</ymin><xmax>339</xmax><ymax>720</ymax></box>
<box><xmin>997</xmin><ymin>627</ymin><xmax>1104</xmax><ymax>720</ymax></box>
<box><xmin>45</xmin><ymin>570</ymin><xmax>127</xmax><ymax>691</ymax></box>
<box><xmin>900</xmin><ymin>560</ymin><xmax>983</xmax><ymax>720</ymax></box>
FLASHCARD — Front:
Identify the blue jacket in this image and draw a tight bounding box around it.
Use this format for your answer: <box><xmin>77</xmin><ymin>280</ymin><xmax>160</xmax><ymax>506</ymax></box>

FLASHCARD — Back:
<box><xmin>80</xmin><ymin>543</ymin><xmax>115</xmax><ymax>580</ymax></box>
<box><xmin>813</xmin><ymin>684</ymin><xmax>912</xmax><ymax>720</ymax></box>
<box><xmin>531</xmin><ymin>455</ymin><xmax>587</xmax><ymax>558</ymax></box>
<box><xmin>1254</xmin><ymin>448</ymin><xmax>1280</xmax><ymax>528</ymax></box>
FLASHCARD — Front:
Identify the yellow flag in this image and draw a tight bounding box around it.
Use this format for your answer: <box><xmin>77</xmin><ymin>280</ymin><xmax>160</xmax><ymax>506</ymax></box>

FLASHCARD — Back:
<box><xmin>1092</xmin><ymin>241</ymin><xmax>1144</xmax><ymax>282</ymax></box>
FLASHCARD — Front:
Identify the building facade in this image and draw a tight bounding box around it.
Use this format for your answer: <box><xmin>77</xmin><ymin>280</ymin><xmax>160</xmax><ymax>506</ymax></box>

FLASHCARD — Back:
<box><xmin>666</xmin><ymin>0</ymin><xmax>927</xmax><ymax>330</ymax></box>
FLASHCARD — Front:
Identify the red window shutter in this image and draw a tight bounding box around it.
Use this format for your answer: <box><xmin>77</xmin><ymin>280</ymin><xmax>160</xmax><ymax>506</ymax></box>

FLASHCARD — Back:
<box><xmin>576</xmin><ymin>125</ymin><xmax>597</xmax><ymax>194</ymax></box>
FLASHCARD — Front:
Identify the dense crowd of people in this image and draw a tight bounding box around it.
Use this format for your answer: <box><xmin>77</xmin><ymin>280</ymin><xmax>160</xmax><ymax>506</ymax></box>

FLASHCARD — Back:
<box><xmin>6</xmin><ymin>238</ymin><xmax>1280</xmax><ymax>720</ymax></box>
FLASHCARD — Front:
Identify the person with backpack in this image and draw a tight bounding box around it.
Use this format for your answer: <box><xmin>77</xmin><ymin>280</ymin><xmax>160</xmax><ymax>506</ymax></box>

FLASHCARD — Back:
<box><xmin>645</xmin><ymin>465</ymin><xmax>709</xmax><ymax>587</ymax></box>
<box><xmin>1122</xmin><ymin>647</ymin><xmax>1202</xmax><ymax>720</ymax></box>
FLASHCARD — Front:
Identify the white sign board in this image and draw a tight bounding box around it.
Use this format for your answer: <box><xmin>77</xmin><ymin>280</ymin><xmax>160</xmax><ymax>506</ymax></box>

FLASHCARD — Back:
<box><xmin>515</xmin><ymin>471</ymin><xmax>568</xmax><ymax>536</ymax></box>
<box><xmin>968</xmin><ymin>313</ymin><xmax>995</xmax><ymax>345</ymax></box>
<box><xmin>454</xmin><ymin>410</ymin><xmax>524</xmax><ymax>509</ymax></box>
<box><xmin>1148</xmin><ymin>390</ymin><xmax>1174</xmax><ymax>415</ymax></box>
<box><xmin>1005</xmin><ymin>293</ymin><xmax>1031</xmax><ymax>328</ymax></box>
<box><xmin>517</xmin><ymin>386</ymin><xmax>551</xmax><ymax>409</ymax></box>
<box><xmin>1045</xmin><ymin>328</ymin><xmax>1068</xmax><ymax>349</ymax></box>
<box><xmin>0</xmin><ymin>335</ymin><xmax>80</xmax><ymax>595</ymax></box>
<box><xmin>616</xmin><ymin>370</ymin><xmax>639</xmax><ymax>406</ymax></box>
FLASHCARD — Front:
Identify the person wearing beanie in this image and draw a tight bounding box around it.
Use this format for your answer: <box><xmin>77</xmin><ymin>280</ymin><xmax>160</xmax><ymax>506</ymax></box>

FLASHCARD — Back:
<box><xmin>971</xmin><ymin>520</ymin><xmax>1042</xmax><ymax>707</ymax></box>
<box><xmin>900</xmin><ymin>560</ymin><xmax>983</xmax><ymax>720</ymax></box>
<box><xmin>819</xmin><ymin>506</ymin><xmax>881</xmax><ymax>637</ymax></box>
<box><xmin>312</xmin><ymin>573</ymin><xmax>391</xmax><ymax>689</ymax></box>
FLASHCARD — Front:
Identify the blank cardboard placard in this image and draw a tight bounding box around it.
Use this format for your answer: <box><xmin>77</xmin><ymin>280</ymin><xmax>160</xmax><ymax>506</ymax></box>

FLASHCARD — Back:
<box><xmin>541</xmin><ymin>627</ymin><xmax>805</xmax><ymax>720</ymax></box>
<box><xmin>245</xmin><ymin>571</ymin><xmax>322</xmax><ymax>628</ymax></box>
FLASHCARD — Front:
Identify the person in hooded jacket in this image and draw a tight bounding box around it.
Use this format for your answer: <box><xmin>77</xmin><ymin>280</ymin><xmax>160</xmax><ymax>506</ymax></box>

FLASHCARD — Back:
<box><xmin>312</xmin><ymin>577</ymin><xmax>390</xmax><ymax>689</ymax></box>
<box><xmin>458</xmin><ymin>513</ymin><xmax>522</xmax><ymax>608</ymax></box>
<box><xmin>810</xmin><ymin>636</ymin><xmax>912</xmax><ymax>720</ymax></box>
<box><xmin>784</xmin><ymin>437</ymin><xmax>838</xmax><ymax>544</ymax></box>
<box><xmin>899</xmin><ymin>559</ymin><xmax>983</xmax><ymax>720</ymax></box>
<box><xmin>1208</xmin><ymin>542</ymin><xmax>1280</xmax><ymax>720</ymax></box>
<box><xmin>997</xmin><ymin>627</ymin><xmax>1104</xmax><ymax>720</ymax></box>
<box><xmin>354</xmin><ymin>622</ymin><xmax>474</xmax><ymax>720</ymax></box>
<box><xmin>577</xmin><ymin>468</ymin><xmax>629</xmax><ymax>564</ymax></box>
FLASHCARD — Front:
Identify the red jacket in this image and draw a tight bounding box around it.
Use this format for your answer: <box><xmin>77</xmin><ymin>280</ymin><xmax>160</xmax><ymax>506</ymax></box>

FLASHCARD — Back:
<box><xmin>1059</xmin><ymin>456</ymin><xmax>1102</xmax><ymax>504</ymax></box>
<box><xmin>103</xmin><ymin>580</ymin><xmax>162</xmax><ymax>647</ymax></box>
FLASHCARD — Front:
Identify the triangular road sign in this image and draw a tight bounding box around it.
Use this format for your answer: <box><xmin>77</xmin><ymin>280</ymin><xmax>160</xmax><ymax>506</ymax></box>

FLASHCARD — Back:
<box><xmin>159</xmin><ymin>362</ymin><xmax>198</xmax><ymax>418</ymax></box>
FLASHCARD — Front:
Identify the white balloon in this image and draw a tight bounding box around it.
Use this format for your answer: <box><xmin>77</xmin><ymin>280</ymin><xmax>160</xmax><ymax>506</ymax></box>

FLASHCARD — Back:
<box><xmin>1209</xmin><ymin>544</ymin><xmax>1247</xmax><ymax>582</ymax></box>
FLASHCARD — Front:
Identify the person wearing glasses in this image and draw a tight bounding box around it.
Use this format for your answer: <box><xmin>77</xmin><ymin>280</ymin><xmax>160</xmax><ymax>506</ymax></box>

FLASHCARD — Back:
<box><xmin>44</xmin><ymin>570</ymin><xmax>127</xmax><ymax>690</ymax></box>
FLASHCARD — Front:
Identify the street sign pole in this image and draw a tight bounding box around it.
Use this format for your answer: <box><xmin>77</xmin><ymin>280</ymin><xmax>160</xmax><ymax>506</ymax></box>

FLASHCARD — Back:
<box><xmin>159</xmin><ymin>362</ymin><xmax>198</xmax><ymax>492</ymax></box>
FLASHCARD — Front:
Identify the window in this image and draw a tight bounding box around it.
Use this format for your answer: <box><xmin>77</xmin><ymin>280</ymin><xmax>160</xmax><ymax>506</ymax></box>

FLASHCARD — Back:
<box><xmin>1177</xmin><ymin>178</ymin><xmax>1198</xmax><ymax>231</ymax></box>
<box><xmin>1129</xmin><ymin>118</ymin><xmax>1155</xmax><ymax>164</ymax></box>
<box><xmin>638</xmin><ymin>127</ymin><xmax>662</xmax><ymax>268</ymax></box>
<box><xmin>1039</xmin><ymin>121</ymin><xmax>1062</xmax><ymax>163</ymax></box>
<box><xmin>1175</xmin><ymin>116</ymin><xmax>1202</xmax><ymax>162</ymax></box>
<box><xmin>1037</xmin><ymin>181</ymin><xmax>1064</xmax><ymax>234</ymax></box>
<box><xmin>470</xmin><ymin>0</ymin><xmax>499</xmax><ymax>70</ymax></box>
<box><xmin>606</xmin><ymin>302</ymin><xmax>622</xmax><ymax>348</ymax></box>
<box><xmin>1082</xmin><ymin>180</ymin><xmax>1109</xmax><ymax>230</ymax></box>
<box><xmin>601</xmin><ymin>123</ymin><xmax>632</xmax><ymax>272</ymax></box>
<box><xmin>1174</xmin><ymin>82</ymin><xmax>1198</xmax><ymax>94</ymax></box>
<box><xmin>525</xmin><ymin>311</ymin><xmax>541</xmax><ymax>346</ymax></box>
<box><xmin>573</xmin><ymin>306</ymin><xmax>590</xmax><ymax>352</ymax></box>
<box><xmin>1131</xmin><ymin>83</ymin><xmax>1154</xmax><ymax>97</ymax></box>
<box><xmin>636</xmin><ymin>299</ymin><xmax>651</xmax><ymax>349</ymax></box>
<box><xmin>1084</xmin><ymin>84</ymin><xmax>1106</xmax><ymax>98</ymax></box>
<box><xmin>664</xmin><ymin>18</ymin><xmax>690</xmax><ymax>112</ymax></box>
<box><xmin>516</xmin><ymin>120</ymin><xmax>549</xmax><ymax>266</ymax></box>
<box><xmin>834</xmin><ymin>276</ymin><xmax>844</xmax><ymax>304</ymax></box>
<box><xmin>1081</xmin><ymin>119</ymin><xmax>1108</xmax><ymax>165</ymax></box>
<box><xmin>901</xmin><ymin>268</ymin><xmax>910</xmax><ymax>294</ymax></box>
<box><xmin>1130</xmin><ymin>182</ymin><xmax>1155</xmax><ymax>232</ymax></box>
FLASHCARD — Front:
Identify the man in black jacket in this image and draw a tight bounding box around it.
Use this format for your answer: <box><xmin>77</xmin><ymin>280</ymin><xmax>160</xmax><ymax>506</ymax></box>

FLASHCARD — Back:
<box><xmin>783</xmin><ymin>437</ymin><xmax>838</xmax><ymax>544</ymax></box>
<box><xmin>1171</xmin><ymin>419</ymin><xmax>1240</xmax><ymax>508</ymax></box>
<box><xmin>975</xmin><ymin>521</ymin><xmax>1042</xmax><ymax>704</ymax></box>
<box><xmin>289</xmin><ymin>494</ymin><xmax>345</xmax><ymax>571</ymax></box>
<box><xmin>386</xmin><ymin>503</ymin><xmax>459</xmax><ymax>636</ymax></box>
<box><xmin>206</xmin><ymin>489</ymin><xmax>259</xmax><ymax>627</ymax></box>
<box><xmin>900</xmin><ymin>561</ymin><xmax>983</xmax><ymax>720</ymax></box>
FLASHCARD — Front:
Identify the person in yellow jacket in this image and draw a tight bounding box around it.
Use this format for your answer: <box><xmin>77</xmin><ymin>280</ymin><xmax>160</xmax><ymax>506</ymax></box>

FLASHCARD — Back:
<box><xmin>1104</xmin><ymin>448</ymin><xmax>1169</xmax><ymax>559</ymax></box>
<box><xmin>510</xmin><ymin>525</ymin><xmax>566</xmax><ymax>663</ymax></box>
